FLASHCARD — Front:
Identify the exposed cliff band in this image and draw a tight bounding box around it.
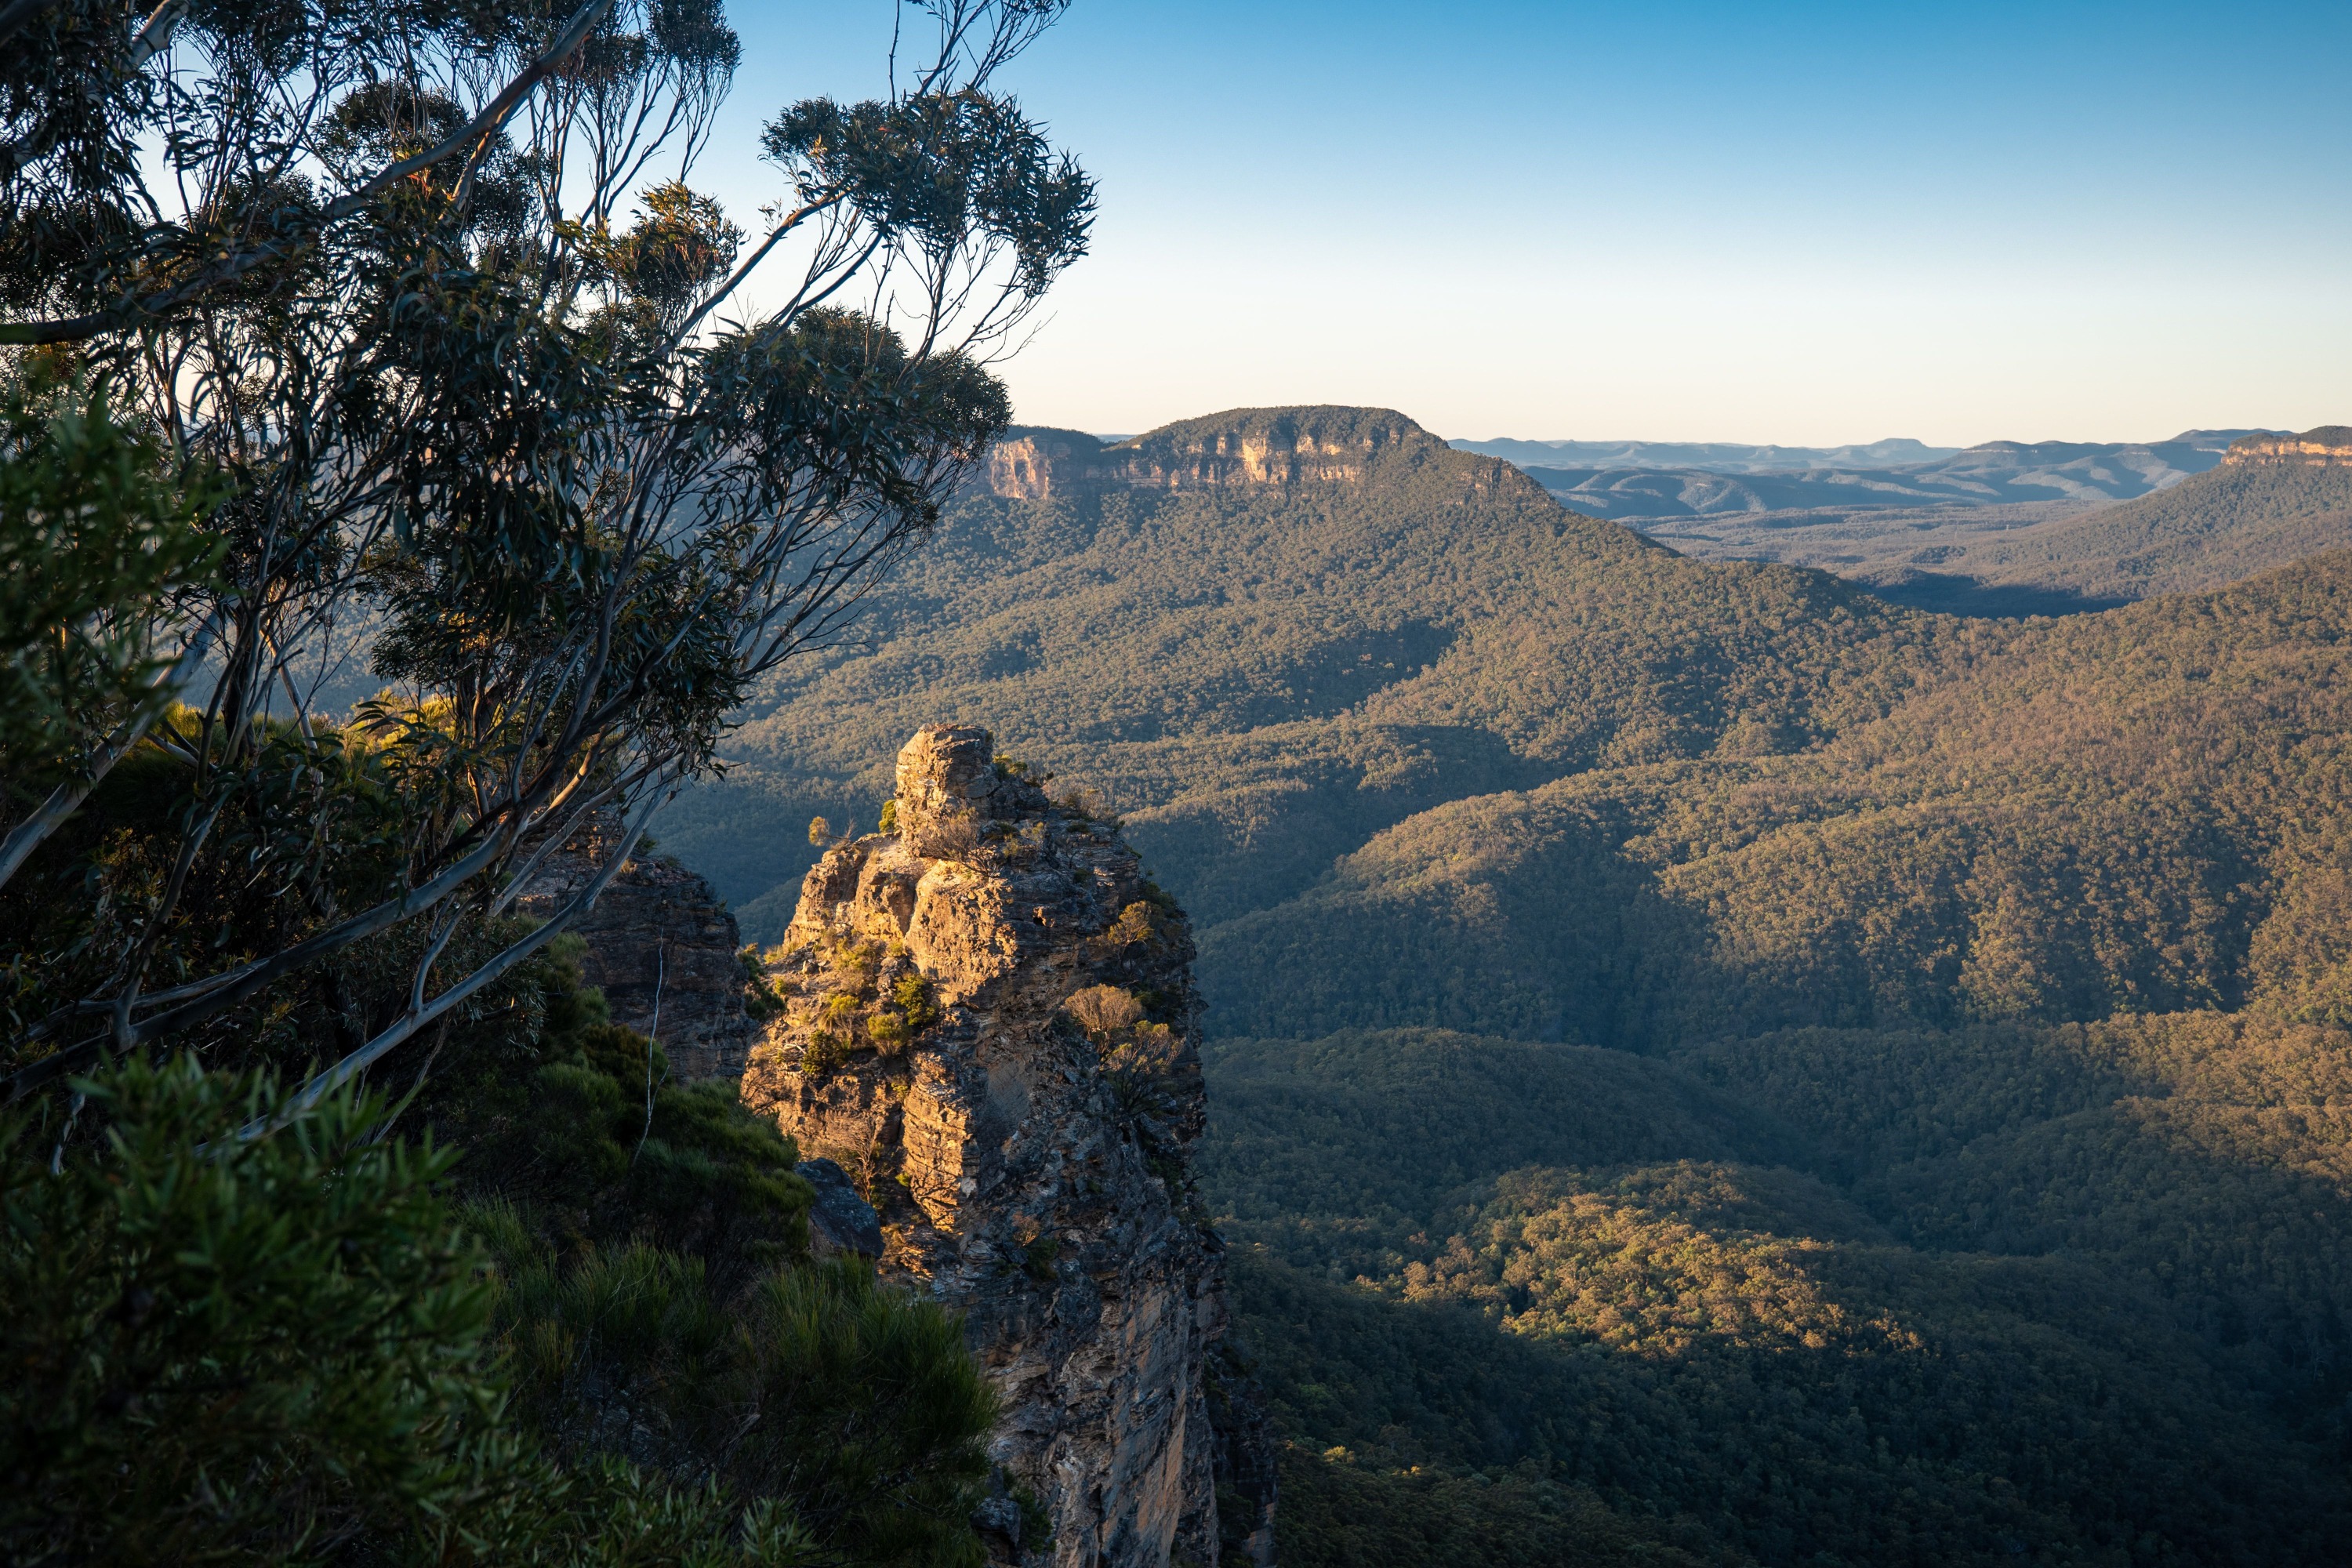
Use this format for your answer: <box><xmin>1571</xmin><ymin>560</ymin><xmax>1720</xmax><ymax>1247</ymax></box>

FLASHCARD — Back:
<box><xmin>740</xmin><ymin>725</ymin><xmax>1272</xmax><ymax>1568</ymax></box>
<box><xmin>987</xmin><ymin>407</ymin><xmax>1450</xmax><ymax>500</ymax></box>
<box><xmin>2223</xmin><ymin>426</ymin><xmax>2352</xmax><ymax>466</ymax></box>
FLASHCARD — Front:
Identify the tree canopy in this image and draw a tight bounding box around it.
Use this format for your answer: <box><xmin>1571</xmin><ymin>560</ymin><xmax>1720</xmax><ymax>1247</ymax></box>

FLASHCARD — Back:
<box><xmin>0</xmin><ymin>2</ymin><xmax>1091</xmax><ymax>1559</ymax></box>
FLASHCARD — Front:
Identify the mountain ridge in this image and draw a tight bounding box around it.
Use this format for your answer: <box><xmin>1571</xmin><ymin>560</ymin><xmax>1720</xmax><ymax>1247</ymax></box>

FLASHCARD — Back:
<box><xmin>659</xmin><ymin>401</ymin><xmax>2352</xmax><ymax>1564</ymax></box>
<box><xmin>993</xmin><ymin>408</ymin><xmax>1515</xmax><ymax>499</ymax></box>
<box><xmin>1864</xmin><ymin>424</ymin><xmax>2352</xmax><ymax>608</ymax></box>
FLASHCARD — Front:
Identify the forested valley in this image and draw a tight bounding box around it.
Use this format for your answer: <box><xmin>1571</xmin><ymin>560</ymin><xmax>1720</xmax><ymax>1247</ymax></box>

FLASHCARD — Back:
<box><xmin>7</xmin><ymin>0</ymin><xmax>2350</xmax><ymax>1556</ymax></box>
<box><xmin>690</xmin><ymin>407</ymin><xmax>2352</xmax><ymax>1564</ymax></box>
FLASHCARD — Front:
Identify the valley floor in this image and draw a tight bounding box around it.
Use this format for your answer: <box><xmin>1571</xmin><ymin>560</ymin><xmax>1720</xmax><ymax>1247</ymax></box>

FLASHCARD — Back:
<box><xmin>1624</xmin><ymin>501</ymin><xmax>2117</xmax><ymax>615</ymax></box>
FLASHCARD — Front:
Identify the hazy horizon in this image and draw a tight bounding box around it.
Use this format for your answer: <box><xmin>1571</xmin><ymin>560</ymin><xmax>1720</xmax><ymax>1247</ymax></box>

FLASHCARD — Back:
<box><xmin>694</xmin><ymin>1</ymin><xmax>2350</xmax><ymax>447</ymax></box>
<box><xmin>1063</xmin><ymin>422</ymin><xmax>2283</xmax><ymax>451</ymax></box>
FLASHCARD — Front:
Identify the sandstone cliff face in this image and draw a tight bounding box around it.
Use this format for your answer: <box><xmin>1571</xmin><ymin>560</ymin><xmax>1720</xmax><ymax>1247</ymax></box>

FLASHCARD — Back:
<box><xmin>742</xmin><ymin>725</ymin><xmax>1271</xmax><ymax>1568</ymax></box>
<box><xmin>2225</xmin><ymin>426</ymin><xmax>2352</xmax><ymax>466</ymax></box>
<box><xmin>990</xmin><ymin>430</ymin><xmax>1116</xmax><ymax>501</ymax></box>
<box><xmin>987</xmin><ymin>408</ymin><xmax>1454</xmax><ymax>500</ymax></box>
<box><xmin>518</xmin><ymin>840</ymin><xmax>753</xmax><ymax>1081</ymax></box>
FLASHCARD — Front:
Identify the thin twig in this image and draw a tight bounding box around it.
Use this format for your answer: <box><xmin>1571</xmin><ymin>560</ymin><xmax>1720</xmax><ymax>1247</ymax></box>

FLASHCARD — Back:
<box><xmin>633</xmin><ymin>939</ymin><xmax>663</xmax><ymax>1165</ymax></box>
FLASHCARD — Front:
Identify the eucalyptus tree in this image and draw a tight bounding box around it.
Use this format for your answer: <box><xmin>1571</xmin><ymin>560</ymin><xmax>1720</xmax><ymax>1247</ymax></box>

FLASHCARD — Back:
<box><xmin>0</xmin><ymin>0</ymin><xmax>1094</xmax><ymax>1105</ymax></box>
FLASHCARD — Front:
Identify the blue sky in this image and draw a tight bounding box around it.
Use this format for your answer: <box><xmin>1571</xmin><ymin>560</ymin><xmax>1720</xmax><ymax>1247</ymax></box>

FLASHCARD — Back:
<box><xmin>694</xmin><ymin>2</ymin><xmax>2352</xmax><ymax>445</ymax></box>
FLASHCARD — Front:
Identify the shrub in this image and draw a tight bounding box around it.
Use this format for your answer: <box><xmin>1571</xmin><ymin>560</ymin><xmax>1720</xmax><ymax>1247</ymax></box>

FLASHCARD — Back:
<box><xmin>729</xmin><ymin>1260</ymin><xmax>999</xmax><ymax>1567</ymax></box>
<box><xmin>1102</xmin><ymin>902</ymin><xmax>1158</xmax><ymax>949</ymax></box>
<box><xmin>803</xmin><ymin>1031</ymin><xmax>851</xmax><ymax>1078</ymax></box>
<box><xmin>892</xmin><ymin>973</ymin><xmax>943</xmax><ymax>1031</ymax></box>
<box><xmin>0</xmin><ymin>1054</ymin><xmax>511</xmax><ymax>1564</ymax></box>
<box><xmin>1064</xmin><ymin>984</ymin><xmax>1144</xmax><ymax>1039</ymax></box>
<box><xmin>915</xmin><ymin>809</ymin><xmax>982</xmax><ymax>863</ymax></box>
<box><xmin>1104</xmin><ymin>1023</ymin><xmax>1186</xmax><ymax>1118</ymax></box>
<box><xmin>742</xmin><ymin>946</ymin><xmax>791</xmax><ymax>1023</ymax></box>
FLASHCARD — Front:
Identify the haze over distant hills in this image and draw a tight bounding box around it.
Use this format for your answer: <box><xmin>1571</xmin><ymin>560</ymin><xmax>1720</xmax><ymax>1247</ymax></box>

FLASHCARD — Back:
<box><xmin>1454</xmin><ymin>430</ymin><xmax>2263</xmax><ymax>481</ymax></box>
<box><xmin>1453</xmin><ymin>436</ymin><xmax>1964</xmax><ymax>475</ymax></box>
<box><xmin>1871</xmin><ymin>425</ymin><xmax>2352</xmax><ymax>610</ymax></box>
<box><xmin>1442</xmin><ymin>424</ymin><xmax>2351</xmax><ymax>615</ymax></box>
<box><xmin>1456</xmin><ymin>430</ymin><xmax>2272</xmax><ymax>521</ymax></box>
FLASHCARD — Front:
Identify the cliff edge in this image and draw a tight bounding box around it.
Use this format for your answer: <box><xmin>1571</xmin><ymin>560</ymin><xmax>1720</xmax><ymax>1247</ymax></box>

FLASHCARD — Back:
<box><xmin>986</xmin><ymin>407</ymin><xmax>1518</xmax><ymax>503</ymax></box>
<box><xmin>2224</xmin><ymin>426</ymin><xmax>2352</xmax><ymax>466</ymax></box>
<box><xmin>741</xmin><ymin>724</ymin><xmax>1274</xmax><ymax>1568</ymax></box>
<box><xmin>517</xmin><ymin>829</ymin><xmax>753</xmax><ymax>1081</ymax></box>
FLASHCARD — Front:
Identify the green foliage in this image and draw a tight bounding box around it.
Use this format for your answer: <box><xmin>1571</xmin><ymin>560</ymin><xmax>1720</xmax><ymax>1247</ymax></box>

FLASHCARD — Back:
<box><xmin>2</xmin><ymin>8</ymin><xmax>1074</xmax><ymax>1563</ymax></box>
<box><xmin>0</xmin><ymin>937</ymin><xmax>999</xmax><ymax>1565</ymax></box>
<box><xmin>804</xmin><ymin>1029</ymin><xmax>853</xmax><ymax>1077</ymax></box>
<box><xmin>477</xmin><ymin>1226</ymin><xmax>994</xmax><ymax>1568</ymax></box>
<box><xmin>2</xmin><ymin>0</ymin><xmax>1095</xmax><ymax>1142</ymax></box>
<box><xmin>420</xmin><ymin>949</ymin><xmax>811</xmax><ymax>1287</ymax></box>
<box><xmin>1203</xmin><ymin>1023</ymin><xmax>2352</xmax><ymax>1563</ymax></box>
<box><xmin>0</xmin><ymin>379</ymin><xmax>216</xmax><ymax>800</ymax></box>
<box><xmin>0</xmin><ymin>1054</ymin><xmax>508</xmax><ymax>1564</ymax></box>
<box><xmin>742</xmin><ymin>945</ymin><xmax>790</xmax><ymax>1022</ymax></box>
<box><xmin>727</xmin><ymin>1260</ymin><xmax>998</xmax><ymax>1567</ymax></box>
<box><xmin>1274</xmin><ymin>1450</ymin><xmax>1706</xmax><ymax>1568</ymax></box>
<box><xmin>891</xmin><ymin>972</ymin><xmax>942</xmax><ymax>1031</ymax></box>
<box><xmin>476</xmin><ymin>1458</ymin><xmax>831</xmax><ymax>1567</ymax></box>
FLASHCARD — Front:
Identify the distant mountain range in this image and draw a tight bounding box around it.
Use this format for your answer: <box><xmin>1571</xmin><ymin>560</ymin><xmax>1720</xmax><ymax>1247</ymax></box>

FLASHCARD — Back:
<box><xmin>1454</xmin><ymin>431</ymin><xmax>2281</xmax><ymax>519</ymax></box>
<box><xmin>1454</xmin><ymin>435</ymin><xmax>1962</xmax><ymax>474</ymax></box>
<box><xmin>1454</xmin><ymin>430</ymin><xmax>2267</xmax><ymax>477</ymax></box>
<box><xmin>1874</xmin><ymin>426</ymin><xmax>2352</xmax><ymax>611</ymax></box>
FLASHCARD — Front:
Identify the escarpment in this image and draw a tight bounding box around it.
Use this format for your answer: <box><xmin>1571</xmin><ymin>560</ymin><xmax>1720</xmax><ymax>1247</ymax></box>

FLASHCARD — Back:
<box><xmin>988</xmin><ymin>406</ymin><xmax>1523</xmax><ymax>503</ymax></box>
<box><xmin>741</xmin><ymin>724</ymin><xmax>1274</xmax><ymax>1568</ymax></box>
<box><xmin>2223</xmin><ymin>425</ymin><xmax>2352</xmax><ymax>466</ymax></box>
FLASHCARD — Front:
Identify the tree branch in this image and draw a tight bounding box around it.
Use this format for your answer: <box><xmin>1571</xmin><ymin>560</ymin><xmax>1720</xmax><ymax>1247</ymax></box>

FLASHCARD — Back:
<box><xmin>0</xmin><ymin>612</ymin><xmax>220</xmax><ymax>895</ymax></box>
<box><xmin>240</xmin><ymin>789</ymin><xmax>666</xmax><ymax>1139</ymax></box>
<box><xmin>0</xmin><ymin>0</ymin><xmax>616</xmax><ymax>346</ymax></box>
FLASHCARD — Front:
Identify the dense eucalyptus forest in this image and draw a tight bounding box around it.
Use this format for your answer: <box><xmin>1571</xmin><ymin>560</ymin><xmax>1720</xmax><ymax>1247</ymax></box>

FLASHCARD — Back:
<box><xmin>6</xmin><ymin>0</ymin><xmax>2350</xmax><ymax>1563</ymax></box>
<box><xmin>1</xmin><ymin>0</ymin><xmax>1094</xmax><ymax>1561</ymax></box>
<box><xmin>689</xmin><ymin>408</ymin><xmax>2352</xmax><ymax>1565</ymax></box>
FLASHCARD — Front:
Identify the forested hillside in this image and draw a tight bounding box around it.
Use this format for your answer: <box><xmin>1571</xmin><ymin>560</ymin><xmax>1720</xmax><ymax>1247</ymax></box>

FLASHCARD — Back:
<box><xmin>1482</xmin><ymin>427</ymin><xmax>2345</xmax><ymax>618</ymax></box>
<box><xmin>1900</xmin><ymin>428</ymin><xmax>2352</xmax><ymax>605</ymax></box>
<box><xmin>1204</xmin><ymin>1022</ymin><xmax>2352</xmax><ymax>1565</ymax></box>
<box><xmin>1203</xmin><ymin>546</ymin><xmax>2352</xmax><ymax>1041</ymax></box>
<box><xmin>671</xmin><ymin>407</ymin><xmax>1982</xmax><ymax>930</ymax></box>
<box><xmin>673</xmin><ymin>404</ymin><xmax>2352</xmax><ymax>1564</ymax></box>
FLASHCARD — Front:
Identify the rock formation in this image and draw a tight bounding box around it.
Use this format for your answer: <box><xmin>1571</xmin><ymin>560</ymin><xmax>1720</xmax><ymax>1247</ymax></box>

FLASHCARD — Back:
<box><xmin>987</xmin><ymin>408</ymin><xmax>1450</xmax><ymax>501</ymax></box>
<box><xmin>2224</xmin><ymin>426</ymin><xmax>2352</xmax><ymax>466</ymax></box>
<box><xmin>741</xmin><ymin>724</ymin><xmax>1273</xmax><ymax>1568</ymax></box>
<box><xmin>517</xmin><ymin>833</ymin><xmax>754</xmax><ymax>1081</ymax></box>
